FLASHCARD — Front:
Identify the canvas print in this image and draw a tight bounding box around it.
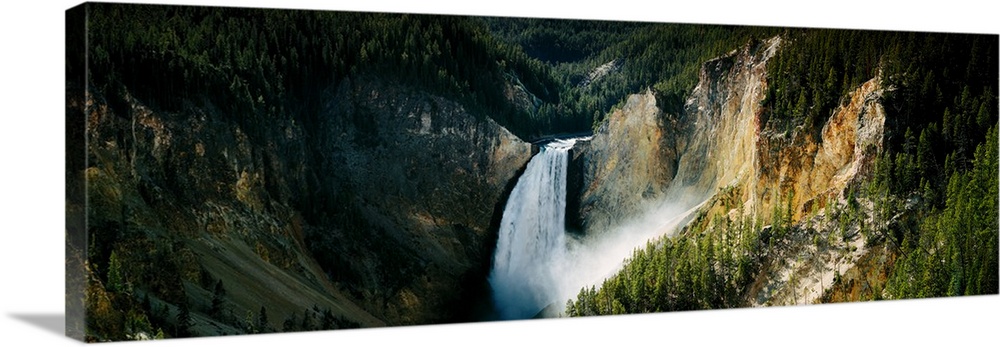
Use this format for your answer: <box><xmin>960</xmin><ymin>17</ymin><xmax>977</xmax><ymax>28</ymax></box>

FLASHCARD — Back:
<box><xmin>65</xmin><ymin>2</ymin><xmax>999</xmax><ymax>342</ymax></box>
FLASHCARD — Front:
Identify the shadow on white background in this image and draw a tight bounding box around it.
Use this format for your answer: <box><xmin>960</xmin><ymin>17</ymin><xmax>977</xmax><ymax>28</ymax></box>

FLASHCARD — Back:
<box><xmin>1</xmin><ymin>1</ymin><xmax>996</xmax><ymax>346</ymax></box>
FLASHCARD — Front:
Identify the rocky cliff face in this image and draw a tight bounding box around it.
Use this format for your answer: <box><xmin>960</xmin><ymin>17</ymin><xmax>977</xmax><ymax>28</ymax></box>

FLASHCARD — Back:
<box><xmin>754</xmin><ymin>76</ymin><xmax>886</xmax><ymax>219</ymax></box>
<box><xmin>79</xmin><ymin>74</ymin><xmax>531</xmax><ymax>332</ymax></box>
<box><xmin>746</xmin><ymin>75</ymin><xmax>886</xmax><ymax>305</ymax></box>
<box><xmin>678</xmin><ymin>35</ymin><xmax>886</xmax><ymax>220</ymax></box>
<box><xmin>570</xmin><ymin>35</ymin><xmax>892</xmax><ymax>308</ymax></box>
<box><xmin>572</xmin><ymin>37</ymin><xmax>783</xmax><ymax>235</ymax></box>
<box><xmin>573</xmin><ymin>35</ymin><xmax>886</xmax><ymax>259</ymax></box>
<box><xmin>675</xmin><ymin>37</ymin><xmax>781</xmax><ymax>204</ymax></box>
<box><xmin>313</xmin><ymin>76</ymin><xmax>532</xmax><ymax>323</ymax></box>
<box><xmin>572</xmin><ymin>90</ymin><xmax>679</xmax><ymax>234</ymax></box>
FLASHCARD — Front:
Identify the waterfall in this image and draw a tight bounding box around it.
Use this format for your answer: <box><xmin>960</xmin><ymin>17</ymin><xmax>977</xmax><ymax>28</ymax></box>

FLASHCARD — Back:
<box><xmin>489</xmin><ymin>138</ymin><xmax>581</xmax><ymax>320</ymax></box>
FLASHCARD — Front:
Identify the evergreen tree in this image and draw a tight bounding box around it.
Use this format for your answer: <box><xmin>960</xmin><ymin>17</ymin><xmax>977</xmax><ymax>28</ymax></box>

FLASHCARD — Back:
<box><xmin>209</xmin><ymin>279</ymin><xmax>226</xmax><ymax>320</ymax></box>
<box><xmin>282</xmin><ymin>313</ymin><xmax>297</xmax><ymax>332</ymax></box>
<box><xmin>107</xmin><ymin>250</ymin><xmax>125</xmax><ymax>293</ymax></box>
<box><xmin>257</xmin><ymin>306</ymin><xmax>270</xmax><ymax>333</ymax></box>
<box><xmin>244</xmin><ymin>310</ymin><xmax>256</xmax><ymax>334</ymax></box>
<box><xmin>175</xmin><ymin>300</ymin><xmax>192</xmax><ymax>337</ymax></box>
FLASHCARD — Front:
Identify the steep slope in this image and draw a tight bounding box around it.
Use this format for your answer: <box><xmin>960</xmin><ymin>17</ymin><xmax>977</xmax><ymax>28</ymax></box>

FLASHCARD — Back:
<box><xmin>678</xmin><ymin>35</ymin><xmax>887</xmax><ymax>219</ymax></box>
<box><xmin>77</xmin><ymin>73</ymin><xmax>532</xmax><ymax>339</ymax></box>
<box><xmin>572</xmin><ymin>90</ymin><xmax>679</xmax><ymax>234</ymax></box>
<box><xmin>80</xmin><ymin>87</ymin><xmax>385</xmax><ymax>336</ymax></box>
<box><xmin>746</xmin><ymin>75</ymin><xmax>887</xmax><ymax>305</ymax></box>
<box><xmin>311</xmin><ymin>76</ymin><xmax>533</xmax><ymax>324</ymax></box>
<box><xmin>574</xmin><ymin>34</ymin><xmax>886</xmax><ymax>235</ymax></box>
<box><xmin>671</xmin><ymin>37</ymin><xmax>782</xmax><ymax>205</ymax></box>
<box><xmin>566</xmin><ymin>35</ymin><xmax>893</xmax><ymax>311</ymax></box>
<box><xmin>754</xmin><ymin>75</ymin><xmax>886</xmax><ymax>220</ymax></box>
<box><xmin>572</xmin><ymin>37</ymin><xmax>782</xmax><ymax>236</ymax></box>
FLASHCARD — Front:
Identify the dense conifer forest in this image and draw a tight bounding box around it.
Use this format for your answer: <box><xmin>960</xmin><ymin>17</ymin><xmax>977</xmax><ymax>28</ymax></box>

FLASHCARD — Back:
<box><xmin>71</xmin><ymin>3</ymin><xmax>997</xmax><ymax>339</ymax></box>
<box><xmin>566</xmin><ymin>30</ymin><xmax>998</xmax><ymax>314</ymax></box>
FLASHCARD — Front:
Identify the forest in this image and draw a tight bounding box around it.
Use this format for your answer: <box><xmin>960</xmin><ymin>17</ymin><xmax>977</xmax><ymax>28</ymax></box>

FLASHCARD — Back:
<box><xmin>83</xmin><ymin>4</ymin><xmax>792</xmax><ymax>141</ymax></box>
<box><xmin>80</xmin><ymin>4</ymin><xmax>568</xmax><ymax>340</ymax></box>
<box><xmin>567</xmin><ymin>30</ymin><xmax>998</xmax><ymax>315</ymax></box>
<box><xmin>72</xmin><ymin>2</ymin><xmax>997</xmax><ymax>340</ymax></box>
<box><xmin>487</xmin><ymin>18</ymin><xmax>782</xmax><ymax>132</ymax></box>
<box><xmin>84</xmin><ymin>4</ymin><xmax>562</xmax><ymax>140</ymax></box>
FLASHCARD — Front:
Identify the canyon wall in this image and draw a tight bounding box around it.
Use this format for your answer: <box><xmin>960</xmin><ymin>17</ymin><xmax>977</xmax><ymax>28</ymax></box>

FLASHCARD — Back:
<box><xmin>77</xmin><ymin>74</ymin><xmax>532</xmax><ymax>333</ymax></box>
<box><xmin>574</xmin><ymin>35</ymin><xmax>885</xmax><ymax>240</ymax></box>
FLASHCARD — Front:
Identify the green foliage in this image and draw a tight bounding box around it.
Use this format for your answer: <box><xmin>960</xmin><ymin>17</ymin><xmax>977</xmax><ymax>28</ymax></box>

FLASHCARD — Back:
<box><xmin>761</xmin><ymin>29</ymin><xmax>891</xmax><ymax>135</ymax></box>
<box><xmin>244</xmin><ymin>309</ymin><xmax>256</xmax><ymax>334</ymax></box>
<box><xmin>301</xmin><ymin>308</ymin><xmax>315</xmax><ymax>331</ymax></box>
<box><xmin>559</xmin><ymin>26</ymin><xmax>780</xmax><ymax>132</ymax></box>
<box><xmin>282</xmin><ymin>312</ymin><xmax>297</xmax><ymax>332</ymax></box>
<box><xmin>257</xmin><ymin>306</ymin><xmax>270</xmax><ymax>333</ymax></box>
<box><xmin>107</xmin><ymin>250</ymin><xmax>126</xmax><ymax>293</ymax></box>
<box><xmin>209</xmin><ymin>279</ymin><xmax>226</xmax><ymax>321</ymax></box>
<box><xmin>763</xmin><ymin>31</ymin><xmax>996</xmax><ymax>301</ymax></box>
<box><xmin>85</xmin><ymin>229</ymin><xmax>192</xmax><ymax>340</ymax></box>
<box><xmin>124</xmin><ymin>308</ymin><xmax>154</xmax><ymax>340</ymax></box>
<box><xmin>886</xmin><ymin>125</ymin><xmax>999</xmax><ymax>297</ymax></box>
<box><xmin>275</xmin><ymin>306</ymin><xmax>360</xmax><ymax>333</ymax></box>
<box><xmin>175</xmin><ymin>299</ymin><xmax>192</xmax><ymax>337</ymax></box>
<box><xmin>566</xmin><ymin>208</ymin><xmax>765</xmax><ymax>315</ymax></box>
<box><xmin>484</xmin><ymin>17</ymin><xmax>644</xmax><ymax>64</ymax></box>
<box><xmin>86</xmin><ymin>3</ymin><xmax>562</xmax><ymax>140</ymax></box>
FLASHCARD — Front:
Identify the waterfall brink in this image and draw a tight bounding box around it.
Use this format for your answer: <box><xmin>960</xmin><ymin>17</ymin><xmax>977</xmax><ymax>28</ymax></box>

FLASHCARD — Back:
<box><xmin>489</xmin><ymin>138</ymin><xmax>581</xmax><ymax>320</ymax></box>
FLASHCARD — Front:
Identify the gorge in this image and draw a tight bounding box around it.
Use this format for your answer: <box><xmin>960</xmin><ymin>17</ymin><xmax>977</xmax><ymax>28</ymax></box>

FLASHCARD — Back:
<box><xmin>67</xmin><ymin>4</ymin><xmax>998</xmax><ymax>342</ymax></box>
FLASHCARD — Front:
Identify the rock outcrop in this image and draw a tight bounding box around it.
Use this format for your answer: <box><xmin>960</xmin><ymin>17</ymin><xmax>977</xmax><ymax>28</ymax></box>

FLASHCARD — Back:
<box><xmin>754</xmin><ymin>76</ymin><xmax>886</xmax><ymax>219</ymax></box>
<box><xmin>573</xmin><ymin>90</ymin><xmax>679</xmax><ymax>234</ymax></box>
<box><xmin>314</xmin><ymin>76</ymin><xmax>532</xmax><ymax>323</ymax></box>
<box><xmin>746</xmin><ymin>75</ymin><xmax>886</xmax><ymax>306</ymax></box>
<box><xmin>675</xmin><ymin>37</ymin><xmax>781</xmax><ymax>204</ymax></box>
<box><xmin>571</xmin><ymin>35</ymin><xmax>889</xmax><ymax>307</ymax></box>
<box><xmin>79</xmin><ymin>73</ymin><xmax>532</xmax><ymax>332</ymax></box>
<box><xmin>572</xmin><ymin>37</ymin><xmax>783</xmax><ymax>235</ymax></box>
<box><xmin>573</xmin><ymin>35</ymin><xmax>886</xmax><ymax>251</ymax></box>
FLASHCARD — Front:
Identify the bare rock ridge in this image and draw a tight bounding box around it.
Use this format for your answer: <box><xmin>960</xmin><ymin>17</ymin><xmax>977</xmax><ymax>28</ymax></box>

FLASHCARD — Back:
<box><xmin>572</xmin><ymin>89</ymin><xmax>679</xmax><ymax>234</ymax></box>
<box><xmin>573</xmin><ymin>35</ymin><xmax>886</xmax><ymax>242</ymax></box>
<box><xmin>673</xmin><ymin>37</ymin><xmax>782</xmax><ymax>206</ymax></box>
<box><xmin>742</xmin><ymin>75</ymin><xmax>886</xmax><ymax>306</ymax></box>
<box><xmin>754</xmin><ymin>75</ymin><xmax>886</xmax><ymax>219</ymax></box>
<box><xmin>79</xmin><ymin>74</ymin><xmax>532</xmax><ymax>332</ymax></box>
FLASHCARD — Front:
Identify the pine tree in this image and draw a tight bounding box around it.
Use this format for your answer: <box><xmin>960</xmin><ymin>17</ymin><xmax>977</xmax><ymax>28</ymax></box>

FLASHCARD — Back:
<box><xmin>244</xmin><ymin>309</ymin><xmax>256</xmax><ymax>334</ymax></box>
<box><xmin>175</xmin><ymin>300</ymin><xmax>192</xmax><ymax>337</ymax></box>
<box><xmin>257</xmin><ymin>306</ymin><xmax>270</xmax><ymax>333</ymax></box>
<box><xmin>209</xmin><ymin>279</ymin><xmax>226</xmax><ymax>321</ymax></box>
<box><xmin>301</xmin><ymin>308</ymin><xmax>314</xmax><ymax>331</ymax></box>
<box><xmin>282</xmin><ymin>313</ymin><xmax>297</xmax><ymax>332</ymax></box>
<box><xmin>107</xmin><ymin>250</ymin><xmax>125</xmax><ymax>293</ymax></box>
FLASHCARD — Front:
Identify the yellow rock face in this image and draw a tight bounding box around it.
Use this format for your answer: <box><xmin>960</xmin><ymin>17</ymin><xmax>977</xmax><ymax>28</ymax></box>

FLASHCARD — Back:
<box><xmin>577</xmin><ymin>35</ymin><xmax>886</xmax><ymax>237</ymax></box>
<box><xmin>752</xmin><ymin>76</ymin><xmax>885</xmax><ymax>222</ymax></box>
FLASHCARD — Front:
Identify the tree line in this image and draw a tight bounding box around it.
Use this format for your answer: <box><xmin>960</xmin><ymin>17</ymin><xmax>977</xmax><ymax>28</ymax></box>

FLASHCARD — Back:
<box><xmin>85</xmin><ymin>3</ymin><xmax>562</xmax><ymax>140</ymax></box>
<box><xmin>486</xmin><ymin>18</ymin><xmax>787</xmax><ymax>135</ymax></box>
<box><xmin>566</xmin><ymin>28</ymin><xmax>997</xmax><ymax>316</ymax></box>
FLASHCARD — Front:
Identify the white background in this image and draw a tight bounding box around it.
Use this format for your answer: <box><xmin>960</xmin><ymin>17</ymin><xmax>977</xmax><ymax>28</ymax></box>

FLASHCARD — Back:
<box><xmin>1</xmin><ymin>1</ymin><xmax>997</xmax><ymax>346</ymax></box>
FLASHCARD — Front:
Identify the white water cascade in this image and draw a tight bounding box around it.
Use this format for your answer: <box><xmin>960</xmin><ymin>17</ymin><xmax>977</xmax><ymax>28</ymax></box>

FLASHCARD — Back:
<box><xmin>489</xmin><ymin>138</ymin><xmax>581</xmax><ymax>320</ymax></box>
<box><xmin>488</xmin><ymin>135</ymin><xmax>705</xmax><ymax>320</ymax></box>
